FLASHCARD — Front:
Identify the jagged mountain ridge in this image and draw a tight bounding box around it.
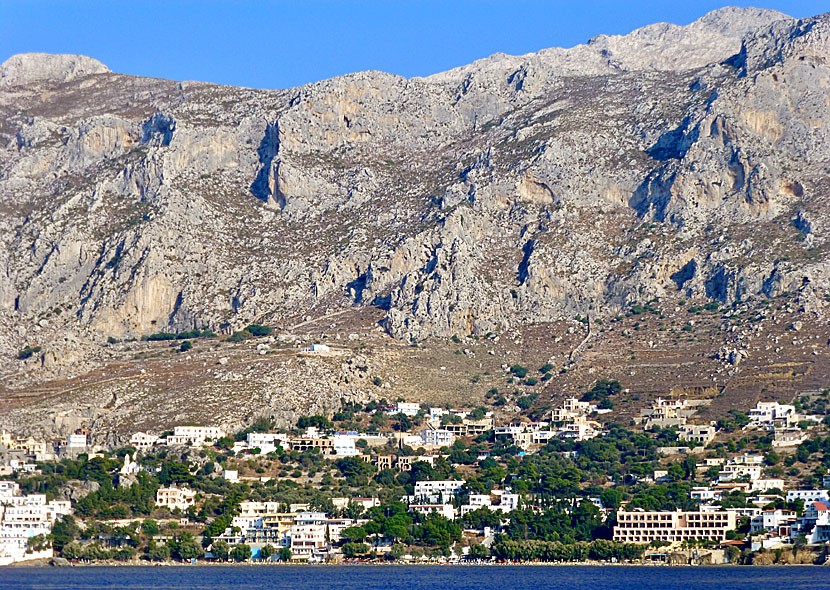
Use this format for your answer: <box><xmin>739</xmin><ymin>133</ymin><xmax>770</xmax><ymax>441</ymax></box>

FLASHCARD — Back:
<box><xmin>1</xmin><ymin>6</ymin><xmax>829</xmax><ymax>396</ymax></box>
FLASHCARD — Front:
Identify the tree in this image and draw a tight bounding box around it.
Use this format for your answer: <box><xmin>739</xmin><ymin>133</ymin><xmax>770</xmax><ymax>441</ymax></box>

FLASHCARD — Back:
<box><xmin>342</xmin><ymin>542</ymin><xmax>369</xmax><ymax>558</ymax></box>
<box><xmin>61</xmin><ymin>541</ymin><xmax>84</xmax><ymax>560</ymax></box>
<box><xmin>335</xmin><ymin>456</ymin><xmax>376</xmax><ymax>486</ymax></box>
<box><xmin>211</xmin><ymin>540</ymin><xmax>230</xmax><ymax>560</ymax></box>
<box><xmin>278</xmin><ymin>547</ymin><xmax>292</xmax><ymax>562</ymax></box>
<box><xmin>26</xmin><ymin>535</ymin><xmax>51</xmax><ymax>553</ymax></box>
<box><xmin>231</xmin><ymin>543</ymin><xmax>252</xmax><ymax>562</ymax></box>
<box><xmin>599</xmin><ymin>488</ymin><xmax>623</xmax><ymax>511</ymax></box>
<box><xmin>468</xmin><ymin>543</ymin><xmax>489</xmax><ymax>560</ymax></box>
<box><xmin>259</xmin><ymin>544</ymin><xmax>275</xmax><ymax>561</ymax></box>
<box><xmin>174</xmin><ymin>533</ymin><xmax>203</xmax><ymax>561</ymax></box>
<box><xmin>147</xmin><ymin>542</ymin><xmax>170</xmax><ymax>562</ymax></box>
<box><xmin>141</xmin><ymin>518</ymin><xmax>159</xmax><ymax>536</ymax></box>
<box><xmin>245</xmin><ymin>324</ymin><xmax>273</xmax><ymax>337</ymax></box>
<box><xmin>668</xmin><ymin>464</ymin><xmax>685</xmax><ymax>481</ymax></box>
<box><xmin>517</xmin><ymin>396</ymin><xmax>535</xmax><ymax>410</ymax></box>
<box><xmin>510</xmin><ymin>365</ymin><xmax>529</xmax><ymax>378</ymax></box>
<box><xmin>343</xmin><ymin>526</ymin><xmax>367</xmax><ymax>542</ymax></box>
<box><xmin>50</xmin><ymin>515</ymin><xmax>80</xmax><ymax>552</ymax></box>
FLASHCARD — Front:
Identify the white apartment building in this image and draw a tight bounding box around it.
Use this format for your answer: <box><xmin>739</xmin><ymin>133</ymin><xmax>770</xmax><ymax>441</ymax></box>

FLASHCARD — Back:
<box><xmin>244</xmin><ymin>432</ymin><xmax>288</xmax><ymax>454</ymax></box>
<box><xmin>351</xmin><ymin>497</ymin><xmax>381</xmax><ymax>511</ymax></box>
<box><xmin>290</xmin><ymin>512</ymin><xmax>328</xmax><ymax>559</ymax></box>
<box><xmin>66</xmin><ymin>433</ymin><xmax>88</xmax><ymax>448</ymax></box>
<box><xmin>557</xmin><ymin>420</ymin><xmax>601</xmax><ymax>442</ymax></box>
<box><xmin>0</xmin><ymin>481</ymin><xmax>71</xmax><ymax>565</ymax></box>
<box><xmin>690</xmin><ymin>487</ymin><xmax>722</xmax><ymax>502</ymax></box>
<box><xmin>387</xmin><ymin>402</ymin><xmax>421</xmax><ymax>417</ymax></box>
<box><xmin>614</xmin><ymin>509</ymin><xmax>736</xmax><ymax>544</ymax></box>
<box><xmin>413</xmin><ymin>480</ymin><xmax>464</xmax><ymax>499</ymax></box>
<box><xmin>772</xmin><ymin>429</ymin><xmax>808</xmax><ymax>448</ymax></box>
<box><xmin>679</xmin><ymin>424</ymin><xmax>717</xmax><ymax>446</ymax></box>
<box><xmin>751</xmin><ymin>479</ymin><xmax>784</xmax><ymax>493</ymax></box>
<box><xmin>786</xmin><ymin>489</ymin><xmax>830</xmax><ymax>504</ymax></box>
<box><xmin>129</xmin><ymin>432</ymin><xmax>159</xmax><ymax>450</ymax></box>
<box><xmin>751</xmin><ymin>509</ymin><xmax>797</xmax><ymax>534</ymax></box>
<box><xmin>331</xmin><ymin>435</ymin><xmax>359</xmax><ymax>456</ymax></box>
<box><xmin>460</xmin><ymin>490</ymin><xmax>520</xmax><ymax>515</ymax></box>
<box><xmin>167</xmin><ymin>426</ymin><xmax>225</xmax><ymax>446</ymax></box>
<box><xmin>155</xmin><ymin>486</ymin><xmax>197</xmax><ymax>511</ymax></box>
<box><xmin>718</xmin><ymin>454</ymin><xmax>764</xmax><ymax>482</ymax></box>
<box><xmin>421</xmin><ymin>428</ymin><xmax>455</xmax><ymax>447</ymax></box>
<box><xmin>790</xmin><ymin>502</ymin><xmax>830</xmax><ymax>544</ymax></box>
<box><xmin>550</xmin><ymin>398</ymin><xmax>592</xmax><ymax>422</ymax></box>
<box><xmin>748</xmin><ymin>402</ymin><xmax>797</xmax><ymax>429</ymax></box>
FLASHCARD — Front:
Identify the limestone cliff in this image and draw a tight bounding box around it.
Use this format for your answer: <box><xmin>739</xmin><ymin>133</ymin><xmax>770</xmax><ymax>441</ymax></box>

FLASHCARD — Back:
<box><xmin>0</xmin><ymin>7</ymin><xmax>829</xmax><ymax>418</ymax></box>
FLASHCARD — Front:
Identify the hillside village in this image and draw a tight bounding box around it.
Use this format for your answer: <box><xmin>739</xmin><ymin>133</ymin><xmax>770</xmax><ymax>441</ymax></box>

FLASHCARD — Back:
<box><xmin>3</xmin><ymin>380</ymin><xmax>830</xmax><ymax>565</ymax></box>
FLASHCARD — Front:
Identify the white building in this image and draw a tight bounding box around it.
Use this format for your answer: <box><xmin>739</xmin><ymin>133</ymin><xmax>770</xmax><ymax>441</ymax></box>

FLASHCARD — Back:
<box><xmin>413</xmin><ymin>480</ymin><xmax>464</xmax><ymax>500</ymax></box>
<box><xmin>678</xmin><ymin>424</ymin><xmax>717</xmax><ymax>446</ymax></box>
<box><xmin>786</xmin><ymin>490</ymin><xmax>830</xmax><ymax>504</ymax></box>
<box><xmin>614</xmin><ymin>509</ymin><xmax>737</xmax><ymax>544</ymax></box>
<box><xmin>748</xmin><ymin>402</ymin><xmax>797</xmax><ymax>429</ymax></box>
<box><xmin>421</xmin><ymin>429</ymin><xmax>455</xmax><ymax>447</ymax></box>
<box><xmin>460</xmin><ymin>490</ymin><xmax>520</xmax><ymax>515</ymax></box>
<box><xmin>243</xmin><ymin>432</ymin><xmax>288</xmax><ymax>454</ymax></box>
<box><xmin>751</xmin><ymin>509</ymin><xmax>797</xmax><ymax>534</ymax></box>
<box><xmin>167</xmin><ymin>426</ymin><xmax>225</xmax><ymax>447</ymax></box>
<box><xmin>387</xmin><ymin>402</ymin><xmax>421</xmax><ymax>417</ymax></box>
<box><xmin>772</xmin><ymin>429</ymin><xmax>808</xmax><ymax>448</ymax></box>
<box><xmin>550</xmin><ymin>397</ymin><xmax>593</xmax><ymax>423</ymax></box>
<box><xmin>0</xmin><ymin>481</ymin><xmax>71</xmax><ymax>565</ymax></box>
<box><xmin>557</xmin><ymin>420</ymin><xmax>601</xmax><ymax>442</ymax></box>
<box><xmin>690</xmin><ymin>487</ymin><xmax>722</xmax><ymax>502</ymax></box>
<box><xmin>718</xmin><ymin>455</ymin><xmax>764</xmax><ymax>482</ymax></box>
<box><xmin>751</xmin><ymin>479</ymin><xmax>784</xmax><ymax>493</ymax></box>
<box><xmin>790</xmin><ymin>502</ymin><xmax>830</xmax><ymax>544</ymax></box>
<box><xmin>129</xmin><ymin>432</ymin><xmax>159</xmax><ymax>450</ymax></box>
<box><xmin>66</xmin><ymin>433</ymin><xmax>87</xmax><ymax>448</ymax></box>
<box><xmin>155</xmin><ymin>486</ymin><xmax>197</xmax><ymax>511</ymax></box>
<box><xmin>290</xmin><ymin>512</ymin><xmax>328</xmax><ymax>559</ymax></box>
<box><xmin>332</xmin><ymin>435</ymin><xmax>359</xmax><ymax>457</ymax></box>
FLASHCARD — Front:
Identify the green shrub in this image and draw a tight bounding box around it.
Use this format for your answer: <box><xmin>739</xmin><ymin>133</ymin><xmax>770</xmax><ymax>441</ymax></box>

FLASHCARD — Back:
<box><xmin>245</xmin><ymin>324</ymin><xmax>272</xmax><ymax>337</ymax></box>
<box><xmin>17</xmin><ymin>345</ymin><xmax>41</xmax><ymax>360</ymax></box>
<box><xmin>226</xmin><ymin>330</ymin><xmax>253</xmax><ymax>342</ymax></box>
<box><xmin>510</xmin><ymin>365</ymin><xmax>528</xmax><ymax>378</ymax></box>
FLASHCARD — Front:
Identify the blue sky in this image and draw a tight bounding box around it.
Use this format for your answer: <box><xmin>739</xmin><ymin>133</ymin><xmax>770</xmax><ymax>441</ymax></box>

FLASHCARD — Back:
<box><xmin>1</xmin><ymin>1</ymin><xmax>826</xmax><ymax>89</ymax></box>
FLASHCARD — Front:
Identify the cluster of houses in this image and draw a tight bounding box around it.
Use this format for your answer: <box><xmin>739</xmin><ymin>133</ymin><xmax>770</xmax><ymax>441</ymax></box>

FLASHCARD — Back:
<box><xmin>2</xmin><ymin>392</ymin><xmax>829</xmax><ymax>563</ymax></box>
<box><xmin>0</xmin><ymin>429</ymin><xmax>94</xmax><ymax>476</ymax></box>
<box><xmin>0</xmin><ymin>481</ymin><xmax>72</xmax><ymax>566</ymax></box>
<box><xmin>127</xmin><ymin>403</ymin><xmax>498</xmax><ymax>458</ymax></box>
<box><xmin>494</xmin><ymin>397</ymin><xmax>606</xmax><ymax>449</ymax></box>
<box><xmin>175</xmin><ymin>481</ymin><xmax>521</xmax><ymax>561</ymax></box>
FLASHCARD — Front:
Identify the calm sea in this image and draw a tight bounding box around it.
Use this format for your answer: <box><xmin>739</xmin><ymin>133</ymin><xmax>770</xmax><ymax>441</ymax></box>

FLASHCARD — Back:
<box><xmin>0</xmin><ymin>565</ymin><xmax>827</xmax><ymax>590</ymax></box>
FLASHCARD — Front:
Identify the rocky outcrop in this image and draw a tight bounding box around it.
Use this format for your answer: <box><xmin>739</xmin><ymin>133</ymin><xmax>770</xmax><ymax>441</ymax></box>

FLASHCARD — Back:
<box><xmin>0</xmin><ymin>53</ymin><xmax>109</xmax><ymax>87</ymax></box>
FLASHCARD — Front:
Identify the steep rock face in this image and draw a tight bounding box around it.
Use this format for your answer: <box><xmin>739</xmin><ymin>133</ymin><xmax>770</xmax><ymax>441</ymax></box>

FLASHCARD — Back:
<box><xmin>1</xmin><ymin>7</ymin><xmax>829</xmax><ymax>385</ymax></box>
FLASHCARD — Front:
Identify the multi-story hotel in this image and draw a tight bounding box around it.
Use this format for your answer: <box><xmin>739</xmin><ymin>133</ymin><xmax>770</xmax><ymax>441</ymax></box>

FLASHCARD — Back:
<box><xmin>613</xmin><ymin>509</ymin><xmax>736</xmax><ymax>544</ymax></box>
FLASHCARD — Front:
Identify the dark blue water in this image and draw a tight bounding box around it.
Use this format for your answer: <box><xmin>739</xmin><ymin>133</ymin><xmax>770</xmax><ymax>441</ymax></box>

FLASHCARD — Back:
<box><xmin>0</xmin><ymin>565</ymin><xmax>827</xmax><ymax>590</ymax></box>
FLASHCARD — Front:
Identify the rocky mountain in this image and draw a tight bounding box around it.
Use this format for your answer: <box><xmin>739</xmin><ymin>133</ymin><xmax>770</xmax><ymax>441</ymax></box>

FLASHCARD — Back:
<box><xmin>1</xmin><ymin>7</ymin><xmax>829</xmax><ymax>439</ymax></box>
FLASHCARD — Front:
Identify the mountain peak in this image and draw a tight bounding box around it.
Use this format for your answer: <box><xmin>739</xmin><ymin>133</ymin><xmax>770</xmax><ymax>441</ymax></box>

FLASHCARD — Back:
<box><xmin>0</xmin><ymin>53</ymin><xmax>110</xmax><ymax>87</ymax></box>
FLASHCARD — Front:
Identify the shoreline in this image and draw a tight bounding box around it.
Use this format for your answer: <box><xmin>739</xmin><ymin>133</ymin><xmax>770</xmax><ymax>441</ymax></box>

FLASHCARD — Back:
<box><xmin>9</xmin><ymin>559</ymin><xmax>819</xmax><ymax>568</ymax></box>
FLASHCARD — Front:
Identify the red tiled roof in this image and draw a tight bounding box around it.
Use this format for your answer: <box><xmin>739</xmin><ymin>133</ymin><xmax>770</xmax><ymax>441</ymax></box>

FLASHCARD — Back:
<box><xmin>813</xmin><ymin>502</ymin><xmax>828</xmax><ymax>511</ymax></box>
